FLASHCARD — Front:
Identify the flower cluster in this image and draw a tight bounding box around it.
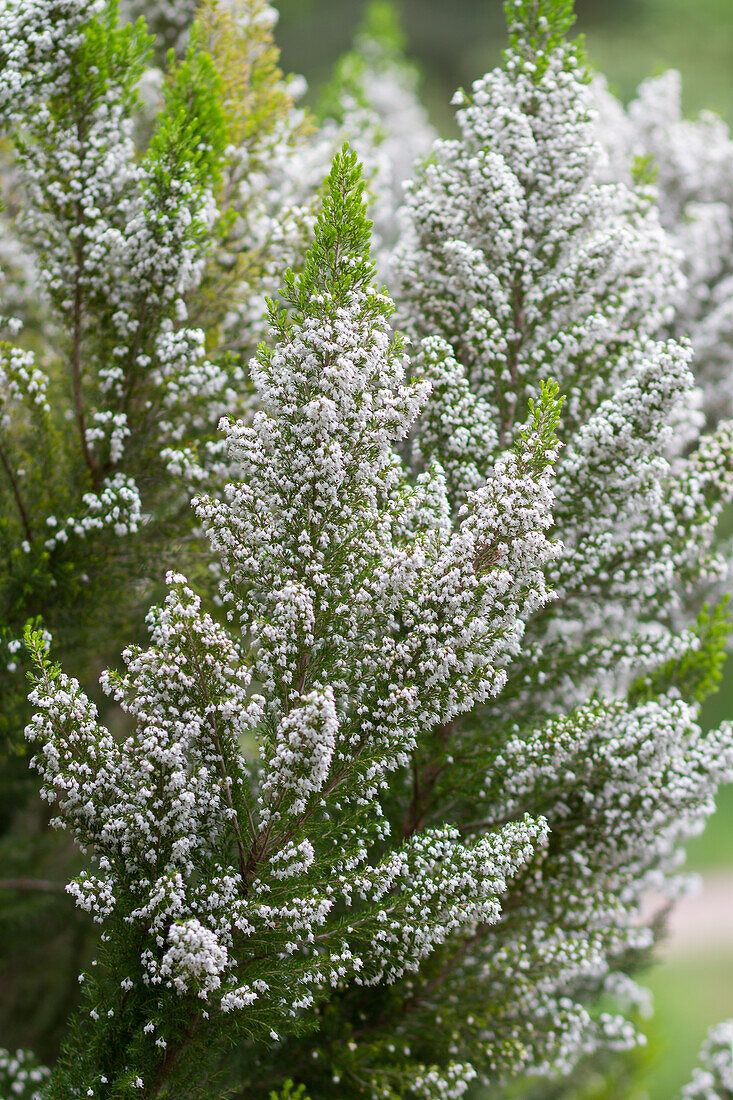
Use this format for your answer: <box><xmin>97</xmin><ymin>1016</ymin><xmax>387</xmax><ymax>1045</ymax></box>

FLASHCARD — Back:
<box><xmin>0</xmin><ymin>1048</ymin><xmax>50</xmax><ymax>1100</ymax></box>
<box><xmin>593</xmin><ymin>70</ymin><xmax>733</xmax><ymax>427</ymax></box>
<box><xmin>682</xmin><ymin>1020</ymin><xmax>733</xmax><ymax>1099</ymax></box>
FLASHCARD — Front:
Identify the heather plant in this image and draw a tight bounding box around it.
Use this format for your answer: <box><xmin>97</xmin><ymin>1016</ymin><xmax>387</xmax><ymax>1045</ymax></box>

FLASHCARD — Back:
<box><xmin>592</xmin><ymin>71</ymin><xmax>733</xmax><ymax>429</ymax></box>
<box><xmin>380</xmin><ymin>0</ymin><xmax>733</xmax><ymax>1090</ymax></box>
<box><xmin>3</xmin><ymin>0</ymin><xmax>733</xmax><ymax>1097</ymax></box>
<box><xmin>0</xmin><ymin>0</ymin><xmax>232</xmax><ymax>750</ymax></box>
<box><xmin>682</xmin><ymin>1021</ymin><xmax>733</xmax><ymax>1100</ymax></box>
<box><xmin>24</xmin><ymin>145</ymin><xmax>562</xmax><ymax>1098</ymax></box>
<box><xmin>0</xmin><ymin>3</ymin><xmax>231</xmax><ymax>1042</ymax></box>
<box><xmin>0</xmin><ymin>0</ymin><xmax>323</xmax><ymax>1067</ymax></box>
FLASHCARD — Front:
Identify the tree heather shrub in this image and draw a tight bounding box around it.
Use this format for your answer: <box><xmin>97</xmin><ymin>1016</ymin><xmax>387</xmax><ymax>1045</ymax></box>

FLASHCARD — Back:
<box><xmin>0</xmin><ymin>1</ymin><xmax>732</xmax><ymax>1098</ymax></box>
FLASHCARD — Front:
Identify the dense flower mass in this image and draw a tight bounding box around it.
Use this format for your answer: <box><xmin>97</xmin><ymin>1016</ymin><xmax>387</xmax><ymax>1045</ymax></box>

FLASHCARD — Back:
<box><xmin>24</xmin><ymin>145</ymin><xmax>565</xmax><ymax>1098</ymax></box>
<box><xmin>393</xmin><ymin>7</ymin><xmax>732</xmax><ymax>695</ymax></box>
<box><xmin>381</xmin><ymin>0</ymin><xmax>733</xmax><ymax>1089</ymax></box>
<box><xmin>593</xmin><ymin>70</ymin><xmax>733</xmax><ymax>428</ymax></box>
<box><xmin>0</xmin><ymin>1047</ymin><xmax>50</xmax><ymax>1100</ymax></box>
<box><xmin>682</xmin><ymin>1021</ymin><xmax>733</xmax><ymax>1099</ymax></box>
<box><xmin>2</xmin><ymin>0</ymin><xmax>733</xmax><ymax>1098</ymax></box>
<box><xmin>0</xmin><ymin>0</ymin><xmax>238</xmax><ymax>745</ymax></box>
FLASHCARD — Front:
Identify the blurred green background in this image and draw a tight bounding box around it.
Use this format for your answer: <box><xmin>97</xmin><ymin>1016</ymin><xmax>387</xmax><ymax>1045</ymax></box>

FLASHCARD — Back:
<box><xmin>270</xmin><ymin>1</ymin><xmax>733</xmax><ymax>1095</ymax></box>
<box><xmin>273</xmin><ymin>0</ymin><xmax>733</xmax><ymax>122</ymax></box>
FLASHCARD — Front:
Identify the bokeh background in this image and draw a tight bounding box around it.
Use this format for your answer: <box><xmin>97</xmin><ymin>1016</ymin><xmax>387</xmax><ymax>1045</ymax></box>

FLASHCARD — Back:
<box><xmin>273</xmin><ymin>0</ymin><xmax>733</xmax><ymax>122</ymax></box>
<box><xmin>269</xmin><ymin>1</ymin><xmax>733</xmax><ymax>1096</ymax></box>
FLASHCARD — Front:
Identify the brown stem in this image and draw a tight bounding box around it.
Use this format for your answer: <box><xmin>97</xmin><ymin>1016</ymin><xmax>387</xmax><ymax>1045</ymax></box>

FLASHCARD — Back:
<box><xmin>0</xmin><ymin>438</ymin><xmax>33</xmax><ymax>543</ymax></box>
<box><xmin>183</xmin><ymin>623</ymin><xmax>252</xmax><ymax>880</ymax></box>
<box><xmin>401</xmin><ymin>720</ymin><xmax>456</xmax><ymax>838</ymax></box>
<box><xmin>147</xmin><ymin>1012</ymin><xmax>200</xmax><ymax>1098</ymax></box>
<box><xmin>70</xmin><ymin>233</ymin><xmax>99</xmax><ymax>485</ymax></box>
<box><xmin>498</xmin><ymin>272</ymin><xmax>525</xmax><ymax>450</ymax></box>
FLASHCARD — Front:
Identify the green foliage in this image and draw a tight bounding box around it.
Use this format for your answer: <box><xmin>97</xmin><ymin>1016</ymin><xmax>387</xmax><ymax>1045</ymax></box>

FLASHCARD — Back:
<box><xmin>503</xmin><ymin>0</ymin><xmax>586</xmax><ymax>81</ymax></box>
<box><xmin>521</xmin><ymin>379</ymin><xmax>565</xmax><ymax>477</ymax></box>
<box><xmin>196</xmin><ymin>0</ymin><xmax>305</xmax><ymax>149</ymax></box>
<box><xmin>1</xmin><ymin>616</ymin><xmax>45</xmax><ymax>756</ymax></box>
<box><xmin>504</xmin><ymin>0</ymin><xmax>576</xmax><ymax>52</ymax></box>
<box><xmin>268</xmin><ymin>1083</ymin><xmax>310</xmax><ymax>1100</ymax></box>
<box><xmin>630</xmin><ymin>600</ymin><xmax>731</xmax><ymax>707</ymax></box>
<box><xmin>279</xmin><ymin>143</ymin><xmax>374</xmax><ymax>312</ymax></box>
<box><xmin>632</xmin><ymin>152</ymin><xmax>658</xmax><ymax>188</ymax></box>
<box><xmin>76</xmin><ymin>4</ymin><xmax>153</xmax><ymax>110</ymax></box>
<box><xmin>149</xmin><ymin>40</ymin><xmax>227</xmax><ymax>196</ymax></box>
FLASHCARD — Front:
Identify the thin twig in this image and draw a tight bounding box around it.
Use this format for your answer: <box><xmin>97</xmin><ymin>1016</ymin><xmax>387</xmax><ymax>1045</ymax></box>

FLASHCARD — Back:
<box><xmin>0</xmin><ymin>438</ymin><xmax>33</xmax><ymax>543</ymax></box>
<box><xmin>70</xmin><ymin>232</ymin><xmax>98</xmax><ymax>485</ymax></box>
